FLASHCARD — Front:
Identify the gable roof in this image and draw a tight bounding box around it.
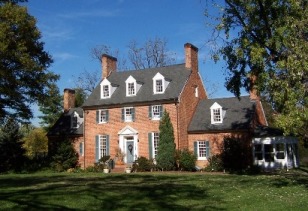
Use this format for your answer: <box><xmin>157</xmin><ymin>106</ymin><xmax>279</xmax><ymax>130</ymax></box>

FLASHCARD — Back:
<box><xmin>188</xmin><ymin>96</ymin><xmax>256</xmax><ymax>132</ymax></box>
<box><xmin>47</xmin><ymin>107</ymin><xmax>83</xmax><ymax>136</ymax></box>
<box><xmin>82</xmin><ymin>64</ymin><xmax>191</xmax><ymax>108</ymax></box>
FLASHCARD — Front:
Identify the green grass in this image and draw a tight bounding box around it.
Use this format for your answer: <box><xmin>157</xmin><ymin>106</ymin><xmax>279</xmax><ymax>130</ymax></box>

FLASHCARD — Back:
<box><xmin>0</xmin><ymin>170</ymin><xmax>307</xmax><ymax>210</ymax></box>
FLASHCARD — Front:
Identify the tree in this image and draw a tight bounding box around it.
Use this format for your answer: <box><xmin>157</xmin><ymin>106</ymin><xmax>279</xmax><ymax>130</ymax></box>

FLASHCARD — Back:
<box><xmin>206</xmin><ymin>0</ymin><xmax>307</xmax><ymax>140</ymax></box>
<box><xmin>0</xmin><ymin>117</ymin><xmax>25</xmax><ymax>172</ymax></box>
<box><xmin>38</xmin><ymin>84</ymin><xmax>62</xmax><ymax>130</ymax></box>
<box><xmin>0</xmin><ymin>2</ymin><xmax>59</xmax><ymax>123</ymax></box>
<box><xmin>156</xmin><ymin>110</ymin><xmax>176</xmax><ymax>170</ymax></box>
<box><xmin>22</xmin><ymin>127</ymin><xmax>48</xmax><ymax>159</ymax></box>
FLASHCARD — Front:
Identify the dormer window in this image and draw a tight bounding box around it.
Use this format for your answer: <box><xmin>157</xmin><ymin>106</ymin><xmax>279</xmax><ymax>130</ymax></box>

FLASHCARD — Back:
<box><xmin>210</xmin><ymin>102</ymin><xmax>223</xmax><ymax>124</ymax></box>
<box><xmin>127</xmin><ymin>82</ymin><xmax>135</xmax><ymax>95</ymax></box>
<box><xmin>153</xmin><ymin>72</ymin><xmax>169</xmax><ymax>94</ymax></box>
<box><xmin>71</xmin><ymin>111</ymin><xmax>83</xmax><ymax>128</ymax></box>
<box><xmin>126</xmin><ymin>75</ymin><xmax>142</xmax><ymax>97</ymax></box>
<box><xmin>100</xmin><ymin>78</ymin><xmax>117</xmax><ymax>99</ymax></box>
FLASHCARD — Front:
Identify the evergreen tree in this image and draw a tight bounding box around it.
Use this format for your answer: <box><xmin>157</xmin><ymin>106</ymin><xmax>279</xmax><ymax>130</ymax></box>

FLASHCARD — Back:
<box><xmin>156</xmin><ymin>110</ymin><xmax>175</xmax><ymax>171</ymax></box>
<box><xmin>0</xmin><ymin>117</ymin><xmax>26</xmax><ymax>172</ymax></box>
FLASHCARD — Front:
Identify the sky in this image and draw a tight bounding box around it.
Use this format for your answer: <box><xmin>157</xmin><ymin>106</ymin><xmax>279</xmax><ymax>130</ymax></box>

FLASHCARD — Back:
<box><xmin>24</xmin><ymin>0</ymin><xmax>238</xmax><ymax>126</ymax></box>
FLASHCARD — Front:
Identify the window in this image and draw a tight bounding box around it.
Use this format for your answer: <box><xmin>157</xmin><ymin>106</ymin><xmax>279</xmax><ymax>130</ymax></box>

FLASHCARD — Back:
<box><xmin>254</xmin><ymin>144</ymin><xmax>263</xmax><ymax>160</ymax></box>
<box><xmin>96</xmin><ymin>109</ymin><xmax>109</xmax><ymax>123</ymax></box>
<box><xmin>95</xmin><ymin>135</ymin><xmax>110</xmax><ymax>162</ymax></box>
<box><xmin>275</xmin><ymin>143</ymin><xmax>285</xmax><ymax>159</ymax></box>
<box><xmin>122</xmin><ymin>107</ymin><xmax>135</xmax><ymax>122</ymax></box>
<box><xmin>210</xmin><ymin>102</ymin><xmax>223</xmax><ymax>124</ymax></box>
<box><xmin>194</xmin><ymin>141</ymin><xmax>210</xmax><ymax>160</ymax></box>
<box><xmin>79</xmin><ymin>142</ymin><xmax>84</xmax><ymax>156</ymax></box>
<box><xmin>102</xmin><ymin>85</ymin><xmax>109</xmax><ymax>98</ymax></box>
<box><xmin>264</xmin><ymin>144</ymin><xmax>274</xmax><ymax>162</ymax></box>
<box><xmin>153</xmin><ymin>72</ymin><xmax>169</xmax><ymax>94</ymax></box>
<box><xmin>72</xmin><ymin>116</ymin><xmax>78</xmax><ymax>128</ymax></box>
<box><xmin>127</xmin><ymin>82</ymin><xmax>135</xmax><ymax>96</ymax></box>
<box><xmin>149</xmin><ymin>132</ymin><xmax>159</xmax><ymax>159</ymax></box>
<box><xmin>155</xmin><ymin>79</ymin><xmax>163</xmax><ymax>93</ymax></box>
<box><xmin>149</xmin><ymin>105</ymin><xmax>163</xmax><ymax>120</ymax></box>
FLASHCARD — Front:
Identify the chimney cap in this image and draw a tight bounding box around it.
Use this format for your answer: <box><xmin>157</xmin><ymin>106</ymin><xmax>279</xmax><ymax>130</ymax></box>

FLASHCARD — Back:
<box><xmin>101</xmin><ymin>54</ymin><xmax>117</xmax><ymax>61</ymax></box>
<box><xmin>184</xmin><ymin>43</ymin><xmax>198</xmax><ymax>52</ymax></box>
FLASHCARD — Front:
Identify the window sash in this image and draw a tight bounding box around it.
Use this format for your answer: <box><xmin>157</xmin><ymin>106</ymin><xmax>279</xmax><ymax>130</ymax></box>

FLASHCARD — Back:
<box><xmin>152</xmin><ymin>105</ymin><xmax>162</xmax><ymax>118</ymax></box>
<box><xmin>197</xmin><ymin>141</ymin><xmax>210</xmax><ymax>159</ymax></box>
<box><xmin>125</xmin><ymin>107</ymin><xmax>133</xmax><ymax>121</ymax></box>
<box><xmin>153</xmin><ymin>132</ymin><xmax>159</xmax><ymax>157</ymax></box>
<box><xmin>72</xmin><ymin>116</ymin><xmax>78</xmax><ymax>128</ymax></box>
<box><xmin>99</xmin><ymin>110</ymin><xmax>108</xmax><ymax>123</ymax></box>
<box><xmin>127</xmin><ymin>82</ymin><xmax>135</xmax><ymax>95</ymax></box>
<box><xmin>99</xmin><ymin>135</ymin><xmax>108</xmax><ymax>158</ymax></box>
<box><xmin>212</xmin><ymin>108</ymin><xmax>221</xmax><ymax>122</ymax></box>
<box><xmin>155</xmin><ymin>79</ymin><xmax>163</xmax><ymax>93</ymax></box>
<box><xmin>103</xmin><ymin>85</ymin><xmax>109</xmax><ymax>97</ymax></box>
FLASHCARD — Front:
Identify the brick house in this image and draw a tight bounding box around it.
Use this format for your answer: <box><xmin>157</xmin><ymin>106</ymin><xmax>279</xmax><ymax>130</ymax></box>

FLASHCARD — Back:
<box><xmin>49</xmin><ymin>43</ymin><xmax>283</xmax><ymax>170</ymax></box>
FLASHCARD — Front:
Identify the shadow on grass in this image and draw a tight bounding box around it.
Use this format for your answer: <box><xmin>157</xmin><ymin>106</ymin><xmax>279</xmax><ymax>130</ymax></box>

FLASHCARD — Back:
<box><xmin>0</xmin><ymin>173</ymin><xmax>226</xmax><ymax>210</ymax></box>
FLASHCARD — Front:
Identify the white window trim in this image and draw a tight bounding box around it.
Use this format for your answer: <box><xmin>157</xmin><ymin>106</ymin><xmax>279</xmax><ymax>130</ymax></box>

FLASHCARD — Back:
<box><xmin>79</xmin><ymin>142</ymin><xmax>84</xmax><ymax>156</ymax></box>
<box><xmin>98</xmin><ymin>109</ymin><xmax>108</xmax><ymax>124</ymax></box>
<box><xmin>99</xmin><ymin>135</ymin><xmax>108</xmax><ymax>158</ymax></box>
<box><xmin>210</xmin><ymin>102</ymin><xmax>223</xmax><ymax>124</ymax></box>
<box><xmin>153</xmin><ymin>72</ymin><xmax>169</xmax><ymax>94</ymax></box>
<box><xmin>71</xmin><ymin>111</ymin><xmax>83</xmax><ymax>129</ymax></box>
<box><xmin>126</xmin><ymin>75</ymin><xmax>137</xmax><ymax>97</ymax></box>
<box><xmin>150</xmin><ymin>132</ymin><xmax>160</xmax><ymax>159</ymax></box>
<box><xmin>196</xmin><ymin>141</ymin><xmax>210</xmax><ymax>160</ymax></box>
<box><xmin>100</xmin><ymin>79</ymin><xmax>111</xmax><ymax>99</ymax></box>
<box><xmin>151</xmin><ymin>105</ymin><xmax>162</xmax><ymax>120</ymax></box>
<box><xmin>124</xmin><ymin>107</ymin><xmax>134</xmax><ymax>122</ymax></box>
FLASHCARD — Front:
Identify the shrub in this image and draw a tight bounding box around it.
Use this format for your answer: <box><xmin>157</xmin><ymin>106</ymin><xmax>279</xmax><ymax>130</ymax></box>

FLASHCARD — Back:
<box><xmin>132</xmin><ymin>156</ymin><xmax>153</xmax><ymax>172</ymax></box>
<box><xmin>177</xmin><ymin>149</ymin><xmax>197</xmax><ymax>171</ymax></box>
<box><xmin>205</xmin><ymin>154</ymin><xmax>224</xmax><ymax>172</ymax></box>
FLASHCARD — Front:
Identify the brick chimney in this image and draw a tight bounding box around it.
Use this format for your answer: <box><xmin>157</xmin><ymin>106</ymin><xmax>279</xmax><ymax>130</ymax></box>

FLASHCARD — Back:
<box><xmin>102</xmin><ymin>54</ymin><xmax>117</xmax><ymax>79</ymax></box>
<box><xmin>184</xmin><ymin>43</ymin><xmax>199</xmax><ymax>73</ymax></box>
<box><xmin>63</xmin><ymin>89</ymin><xmax>75</xmax><ymax>113</ymax></box>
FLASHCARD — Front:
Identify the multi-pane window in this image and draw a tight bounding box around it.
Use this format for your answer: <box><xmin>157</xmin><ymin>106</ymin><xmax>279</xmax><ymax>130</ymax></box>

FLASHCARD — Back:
<box><xmin>72</xmin><ymin>116</ymin><xmax>78</xmax><ymax>128</ymax></box>
<box><xmin>155</xmin><ymin>79</ymin><xmax>163</xmax><ymax>93</ymax></box>
<box><xmin>152</xmin><ymin>105</ymin><xmax>162</xmax><ymax>119</ymax></box>
<box><xmin>195</xmin><ymin>141</ymin><xmax>210</xmax><ymax>160</ymax></box>
<box><xmin>98</xmin><ymin>109</ymin><xmax>108</xmax><ymax>123</ymax></box>
<box><xmin>254</xmin><ymin>144</ymin><xmax>263</xmax><ymax>160</ymax></box>
<box><xmin>264</xmin><ymin>144</ymin><xmax>274</xmax><ymax>162</ymax></box>
<box><xmin>99</xmin><ymin>135</ymin><xmax>108</xmax><ymax>158</ymax></box>
<box><xmin>127</xmin><ymin>82</ymin><xmax>135</xmax><ymax>96</ymax></box>
<box><xmin>103</xmin><ymin>85</ymin><xmax>109</xmax><ymax>98</ymax></box>
<box><xmin>123</xmin><ymin>107</ymin><xmax>134</xmax><ymax>122</ymax></box>
<box><xmin>212</xmin><ymin>108</ymin><xmax>221</xmax><ymax>123</ymax></box>
<box><xmin>79</xmin><ymin>142</ymin><xmax>84</xmax><ymax>156</ymax></box>
<box><xmin>153</xmin><ymin>132</ymin><xmax>159</xmax><ymax>157</ymax></box>
<box><xmin>275</xmin><ymin>143</ymin><xmax>285</xmax><ymax>159</ymax></box>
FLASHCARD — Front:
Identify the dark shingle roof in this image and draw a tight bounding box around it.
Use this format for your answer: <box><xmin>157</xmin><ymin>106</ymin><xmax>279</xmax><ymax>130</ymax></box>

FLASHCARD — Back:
<box><xmin>82</xmin><ymin>64</ymin><xmax>191</xmax><ymax>107</ymax></box>
<box><xmin>188</xmin><ymin>96</ymin><xmax>256</xmax><ymax>132</ymax></box>
<box><xmin>47</xmin><ymin>107</ymin><xmax>83</xmax><ymax>136</ymax></box>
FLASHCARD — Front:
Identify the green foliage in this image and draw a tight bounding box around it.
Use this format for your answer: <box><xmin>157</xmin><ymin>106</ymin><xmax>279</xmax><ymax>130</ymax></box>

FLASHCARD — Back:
<box><xmin>132</xmin><ymin>156</ymin><xmax>153</xmax><ymax>172</ymax></box>
<box><xmin>221</xmin><ymin>137</ymin><xmax>250</xmax><ymax>172</ymax></box>
<box><xmin>22</xmin><ymin>127</ymin><xmax>48</xmax><ymax>159</ymax></box>
<box><xmin>205</xmin><ymin>154</ymin><xmax>224</xmax><ymax>172</ymax></box>
<box><xmin>38</xmin><ymin>84</ymin><xmax>62</xmax><ymax>130</ymax></box>
<box><xmin>156</xmin><ymin>110</ymin><xmax>176</xmax><ymax>171</ymax></box>
<box><xmin>50</xmin><ymin>139</ymin><xmax>79</xmax><ymax>172</ymax></box>
<box><xmin>74</xmin><ymin>88</ymin><xmax>87</xmax><ymax>107</ymax></box>
<box><xmin>0</xmin><ymin>118</ymin><xmax>26</xmax><ymax>172</ymax></box>
<box><xmin>207</xmin><ymin>0</ymin><xmax>307</xmax><ymax>140</ymax></box>
<box><xmin>0</xmin><ymin>2</ymin><xmax>59</xmax><ymax>122</ymax></box>
<box><xmin>176</xmin><ymin>149</ymin><xmax>197</xmax><ymax>171</ymax></box>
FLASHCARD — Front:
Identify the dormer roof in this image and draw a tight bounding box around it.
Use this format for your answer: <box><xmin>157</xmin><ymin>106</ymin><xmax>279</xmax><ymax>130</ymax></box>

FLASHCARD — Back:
<box><xmin>82</xmin><ymin>64</ymin><xmax>191</xmax><ymax>107</ymax></box>
<box><xmin>188</xmin><ymin>96</ymin><xmax>256</xmax><ymax>132</ymax></box>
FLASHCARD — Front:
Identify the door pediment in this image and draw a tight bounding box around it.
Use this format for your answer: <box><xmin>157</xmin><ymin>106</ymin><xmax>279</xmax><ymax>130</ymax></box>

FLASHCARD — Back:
<box><xmin>118</xmin><ymin>125</ymin><xmax>138</xmax><ymax>135</ymax></box>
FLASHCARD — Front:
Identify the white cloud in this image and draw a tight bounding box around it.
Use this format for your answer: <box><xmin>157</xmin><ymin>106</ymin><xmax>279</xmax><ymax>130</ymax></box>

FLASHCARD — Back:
<box><xmin>58</xmin><ymin>9</ymin><xmax>121</xmax><ymax>19</ymax></box>
<box><xmin>53</xmin><ymin>52</ymin><xmax>78</xmax><ymax>62</ymax></box>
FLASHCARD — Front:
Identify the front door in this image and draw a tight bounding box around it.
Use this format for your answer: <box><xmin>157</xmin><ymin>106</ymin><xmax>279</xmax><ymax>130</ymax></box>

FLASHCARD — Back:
<box><xmin>126</xmin><ymin>137</ymin><xmax>135</xmax><ymax>164</ymax></box>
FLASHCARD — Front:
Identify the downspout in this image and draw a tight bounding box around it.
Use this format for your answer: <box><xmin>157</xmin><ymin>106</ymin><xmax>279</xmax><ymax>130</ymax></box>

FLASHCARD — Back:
<box><xmin>175</xmin><ymin>100</ymin><xmax>180</xmax><ymax>150</ymax></box>
<box><xmin>83</xmin><ymin>110</ymin><xmax>86</xmax><ymax>169</ymax></box>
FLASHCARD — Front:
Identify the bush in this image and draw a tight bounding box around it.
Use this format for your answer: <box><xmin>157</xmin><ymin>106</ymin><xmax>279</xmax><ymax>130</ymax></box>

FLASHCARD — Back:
<box><xmin>132</xmin><ymin>156</ymin><xmax>153</xmax><ymax>172</ymax></box>
<box><xmin>205</xmin><ymin>154</ymin><xmax>224</xmax><ymax>172</ymax></box>
<box><xmin>177</xmin><ymin>149</ymin><xmax>197</xmax><ymax>171</ymax></box>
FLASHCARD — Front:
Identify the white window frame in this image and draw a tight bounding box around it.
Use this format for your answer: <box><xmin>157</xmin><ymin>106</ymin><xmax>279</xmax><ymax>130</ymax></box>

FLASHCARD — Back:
<box><xmin>99</xmin><ymin>135</ymin><xmax>108</xmax><ymax>158</ymax></box>
<box><xmin>150</xmin><ymin>132</ymin><xmax>160</xmax><ymax>158</ymax></box>
<box><xmin>124</xmin><ymin>107</ymin><xmax>134</xmax><ymax>122</ymax></box>
<box><xmin>210</xmin><ymin>102</ymin><xmax>223</xmax><ymax>124</ymax></box>
<box><xmin>196</xmin><ymin>141</ymin><xmax>210</xmax><ymax>160</ymax></box>
<box><xmin>79</xmin><ymin>142</ymin><xmax>84</xmax><ymax>156</ymax></box>
<box><xmin>100</xmin><ymin>78</ymin><xmax>112</xmax><ymax>99</ymax></box>
<box><xmin>151</xmin><ymin>105</ymin><xmax>162</xmax><ymax>120</ymax></box>
<box><xmin>126</xmin><ymin>75</ymin><xmax>137</xmax><ymax>96</ymax></box>
<box><xmin>71</xmin><ymin>111</ymin><xmax>83</xmax><ymax>129</ymax></box>
<box><xmin>98</xmin><ymin>109</ymin><xmax>108</xmax><ymax>123</ymax></box>
<box><xmin>153</xmin><ymin>72</ymin><xmax>169</xmax><ymax>94</ymax></box>
<box><xmin>102</xmin><ymin>85</ymin><xmax>110</xmax><ymax>98</ymax></box>
<box><xmin>155</xmin><ymin>79</ymin><xmax>163</xmax><ymax>93</ymax></box>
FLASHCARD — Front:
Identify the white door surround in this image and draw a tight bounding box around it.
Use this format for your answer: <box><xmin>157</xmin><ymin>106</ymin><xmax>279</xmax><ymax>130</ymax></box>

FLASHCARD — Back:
<box><xmin>118</xmin><ymin>126</ymin><xmax>138</xmax><ymax>163</ymax></box>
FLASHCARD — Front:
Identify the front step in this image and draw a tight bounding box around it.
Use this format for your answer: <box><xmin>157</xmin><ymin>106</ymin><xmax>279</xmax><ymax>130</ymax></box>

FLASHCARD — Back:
<box><xmin>112</xmin><ymin>165</ymin><xmax>126</xmax><ymax>173</ymax></box>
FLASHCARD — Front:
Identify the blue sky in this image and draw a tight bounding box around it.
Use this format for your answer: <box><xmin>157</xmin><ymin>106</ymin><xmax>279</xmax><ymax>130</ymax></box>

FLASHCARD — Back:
<box><xmin>25</xmin><ymin>0</ymin><xmax>237</xmax><ymax>125</ymax></box>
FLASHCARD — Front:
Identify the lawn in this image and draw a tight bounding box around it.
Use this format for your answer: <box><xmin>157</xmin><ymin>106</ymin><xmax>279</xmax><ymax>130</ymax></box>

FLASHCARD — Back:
<box><xmin>0</xmin><ymin>170</ymin><xmax>307</xmax><ymax>210</ymax></box>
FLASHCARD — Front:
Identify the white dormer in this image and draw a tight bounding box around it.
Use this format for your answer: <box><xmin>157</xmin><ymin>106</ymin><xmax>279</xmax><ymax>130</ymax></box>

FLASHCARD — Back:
<box><xmin>210</xmin><ymin>102</ymin><xmax>223</xmax><ymax>124</ymax></box>
<box><xmin>100</xmin><ymin>78</ymin><xmax>116</xmax><ymax>99</ymax></box>
<box><xmin>71</xmin><ymin>111</ymin><xmax>83</xmax><ymax>129</ymax></box>
<box><xmin>125</xmin><ymin>75</ymin><xmax>142</xmax><ymax>97</ymax></box>
<box><xmin>153</xmin><ymin>72</ymin><xmax>169</xmax><ymax>94</ymax></box>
